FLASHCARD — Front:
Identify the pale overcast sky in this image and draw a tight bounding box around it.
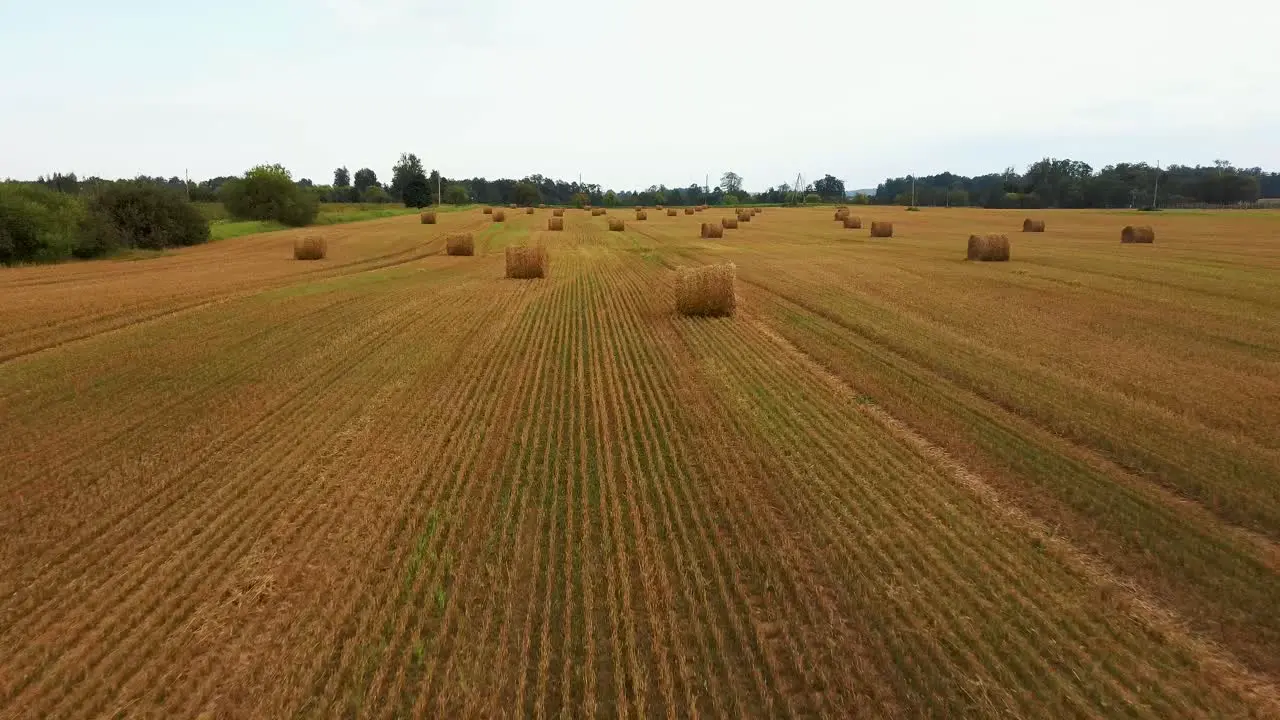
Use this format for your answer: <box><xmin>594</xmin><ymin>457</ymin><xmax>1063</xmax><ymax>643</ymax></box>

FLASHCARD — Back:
<box><xmin>2</xmin><ymin>0</ymin><xmax>1277</xmax><ymax>191</ymax></box>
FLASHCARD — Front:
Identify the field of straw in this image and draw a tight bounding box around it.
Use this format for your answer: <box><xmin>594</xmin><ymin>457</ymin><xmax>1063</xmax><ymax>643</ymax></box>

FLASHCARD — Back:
<box><xmin>1</xmin><ymin>205</ymin><xmax>1278</xmax><ymax>718</ymax></box>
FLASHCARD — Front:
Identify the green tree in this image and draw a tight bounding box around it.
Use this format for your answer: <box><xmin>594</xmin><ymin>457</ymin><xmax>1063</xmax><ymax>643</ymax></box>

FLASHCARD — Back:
<box><xmin>443</xmin><ymin>184</ymin><xmax>469</xmax><ymax>204</ymax></box>
<box><xmin>723</xmin><ymin>194</ymin><xmax>739</xmax><ymax>206</ymax></box>
<box><xmin>813</xmin><ymin>174</ymin><xmax>845</xmax><ymax>201</ymax></box>
<box><xmin>389</xmin><ymin>153</ymin><xmax>427</xmax><ymax>202</ymax></box>
<box><xmin>603</xmin><ymin>190</ymin><xmax>617</xmax><ymax>207</ymax></box>
<box><xmin>333</xmin><ymin>167</ymin><xmax>351</xmax><ymax>188</ymax></box>
<box><xmin>402</xmin><ymin>177</ymin><xmax>430</xmax><ymax>208</ymax></box>
<box><xmin>220</xmin><ymin>164</ymin><xmax>319</xmax><ymax>226</ymax></box>
<box><xmin>686</xmin><ymin>183</ymin><xmax>705</xmax><ymax>206</ymax></box>
<box><xmin>514</xmin><ymin>181</ymin><xmax>540</xmax><ymax>206</ymax></box>
<box><xmin>653</xmin><ymin>190</ymin><xmax>667</xmax><ymax>205</ymax></box>
<box><xmin>571</xmin><ymin>192</ymin><xmax>589</xmax><ymax>208</ymax></box>
<box><xmin>353</xmin><ymin>168</ymin><xmax>378</xmax><ymax>194</ymax></box>
<box><xmin>803</xmin><ymin>192</ymin><xmax>821</xmax><ymax>204</ymax></box>
<box><xmin>720</xmin><ymin>171</ymin><xmax>743</xmax><ymax>194</ymax></box>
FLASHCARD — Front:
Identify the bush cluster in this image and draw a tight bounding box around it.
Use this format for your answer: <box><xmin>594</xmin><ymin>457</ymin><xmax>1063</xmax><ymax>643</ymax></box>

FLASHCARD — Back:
<box><xmin>0</xmin><ymin>182</ymin><xmax>209</xmax><ymax>264</ymax></box>
<box><xmin>219</xmin><ymin>164</ymin><xmax>319</xmax><ymax>226</ymax></box>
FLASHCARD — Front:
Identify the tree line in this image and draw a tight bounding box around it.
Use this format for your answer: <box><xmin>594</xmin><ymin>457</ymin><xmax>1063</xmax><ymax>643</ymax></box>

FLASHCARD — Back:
<box><xmin>872</xmin><ymin>159</ymin><xmax>1279</xmax><ymax>209</ymax></box>
<box><xmin>7</xmin><ymin>155</ymin><xmax>1277</xmax><ymax>265</ymax></box>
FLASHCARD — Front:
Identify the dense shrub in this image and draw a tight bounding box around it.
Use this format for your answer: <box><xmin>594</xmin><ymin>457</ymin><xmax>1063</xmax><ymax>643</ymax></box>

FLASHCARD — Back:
<box><xmin>803</xmin><ymin>193</ymin><xmax>821</xmax><ymax>204</ymax></box>
<box><xmin>84</xmin><ymin>183</ymin><xmax>209</xmax><ymax>252</ymax></box>
<box><xmin>0</xmin><ymin>183</ymin><xmax>87</xmax><ymax>264</ymax></box>
<box><xmin>220</xmin><ymin>164</ymin><xmax>320</xmax><ymax>226</ymax></box>
<box><xmin>361</xmin><ymin>186</ymin><xmax>391</xmax><ymax>204</ymax></box>
<box><xmin>0</xmin><ymin>182</ymin><xmax>209</xmax><ymax>264</ymax></box>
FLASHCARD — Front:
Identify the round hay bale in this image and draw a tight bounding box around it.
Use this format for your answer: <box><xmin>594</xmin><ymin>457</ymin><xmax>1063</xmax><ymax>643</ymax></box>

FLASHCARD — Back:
<box><xmin>445</xmin><ymin>232</ymin><xmax>475</xmax><ymax>256</ymax></box>
<box><xmin>547</xmin><ymin>217</ymin><xmax>564</xmax><ymax>231</ymax></box>
<box><xmin>608</xmin><ymin>217</ymin><xmax>625</xmax><ymax>231</ymax></box>
<box><xmin>736</xmin><ymin>211</ymin><xmax>751</xmax><ymax>223</ymax></box>
<box><xmin>834</xmin><ymin>209</ymin><xmax>850</xmax><ymax>221</ymax></box>
<box><xmin>293</xmin><ymin>235</ymin><xmax>327</xmax><ymax>260</ymax></box>
<box><xmin>526</xmin><ymin>207</ymin><xmax>535</xmax><ymax>215</ymax></box>
<box><xmin>1022</xmin><ymin>218</ymin><xmax>1046</xmax><ymax>232</ymax></box>
<box><xmin>505</xmin><ymin>245</ymin><xmax>548</xmax><ymax>279</ymax></box>
<box><xmin>870</xmin><ymin>221</ymin><xmax>894</xmax><ymax>238</ymax></box>
<box><xmin>420</xmin><ymin>211</ymin><xmax>437</xmax><ymax>225</ymax></box>
<box><xmin>683</xmin><ymin>207</ymin><xmax>695</xmax><ymax>215</ymax></box>
<box><xmin>700</xmin><ymin>222</ymin><xmax>724</xmax><ymax>239</ymax></box>
<box><xmin>842</xmin><ymin>216</ymin><xmax>862</xmax><ymax>229</ymax></box>
<box><xmin>552</xmin><ymin>208</ymin><xmax>565</xmax><ymax>217</ymax></box>
<box><xmin>508</xmin><ymin>203</ymin><xmax>517</xmax><ymax>209</ymax></box>
<box><xmin>492</xmin><ymin>210</ymin><xmax>506</xmax><ymax>222</ymax></box>
<box><xmin>538</xmin><ymin>203</ymin><xmax>546</xmax><ymax>208</ymax></box>
<box><xmin>591</xmin><ymin>208</ymin><xmax>606</xmax><ymax>217</ymax></box>
<box><xmin>482</xmin><ymin>207</ymin><xmax>493</xmax><ymax>215</ymax></box>
<box><xmin>967</xmin><ymin>234</ymin><xmax>1010</xmax><ymax>261</ymax></box>
<box><xmin>1121</xmin><ymin>225</ymin><xmax>1155</xmax><ymax>243</ymax></box>
<box><xmin>675</xmin><ymin>263</ymin><xmax>736</xmax><ymax>317</ymax></box>
<box><xmin>635</xmin><ymin>205</ymin><xmax>643</xmax><ymax>211</ymax></box>
<box><xmin>656</xmin><ymin>205</ymin><xmax>664</xmax><ymax>211</ymax></box>
<box><xmin>635</xmin><ymin>211</ymin><xmax>647</xmax><ymax>221</ymax></box>
<box><xmin>722</xmin><ymin>217</ymin><xmax>739</xmax><ymax>230</ymax></box>
<box><xmin>667</xmin><ymin>209</ymin><xmax>678</xmax><ymax>217</ymax></box>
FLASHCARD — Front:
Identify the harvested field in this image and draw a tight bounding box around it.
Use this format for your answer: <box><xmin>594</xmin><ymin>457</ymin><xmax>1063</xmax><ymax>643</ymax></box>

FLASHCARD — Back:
<box><xmin>2</xmin><ymin>206</ymin><xmax>1279</xmax><ymax>718</ymax></box>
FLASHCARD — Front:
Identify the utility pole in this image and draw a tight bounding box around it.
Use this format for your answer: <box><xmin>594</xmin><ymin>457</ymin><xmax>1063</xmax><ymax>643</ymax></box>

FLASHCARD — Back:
<box><xmin>1152</xmin><ymin>161</ymin><xmax>1161</xmax><ymax>209</ymax></box>
<box><xmin>437</xmin><ymin>171</ymin><xmax>441</xmax><ymax>207</ymax></box>
<box><xmin>184</xmin><ymin>168</ymin><xmax>190</xmax><ymax>202</ymax></box>
<box><xmin>911</xmin><ymin>174</ymin><xmax>917</xmax><ymax>208</ymax></box>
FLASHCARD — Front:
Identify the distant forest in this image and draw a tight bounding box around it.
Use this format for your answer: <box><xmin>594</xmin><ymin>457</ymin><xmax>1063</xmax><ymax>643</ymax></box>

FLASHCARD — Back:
<box><xmin>20</xmin><ymin>158</ymin><xmax>1280</xmax><ymax>209</ymax></box>
<box><xmin>871</xmin><ymin>159</ymin><xmax>1279</xmax><ymax>209</ymax></box>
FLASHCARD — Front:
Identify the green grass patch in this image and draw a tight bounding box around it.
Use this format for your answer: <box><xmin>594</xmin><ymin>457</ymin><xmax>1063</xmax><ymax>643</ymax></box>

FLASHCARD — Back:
<box><xmin>312</xmin><ymin>206</ymin><xmax>420</xmax><ymax>225</ymax></box>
